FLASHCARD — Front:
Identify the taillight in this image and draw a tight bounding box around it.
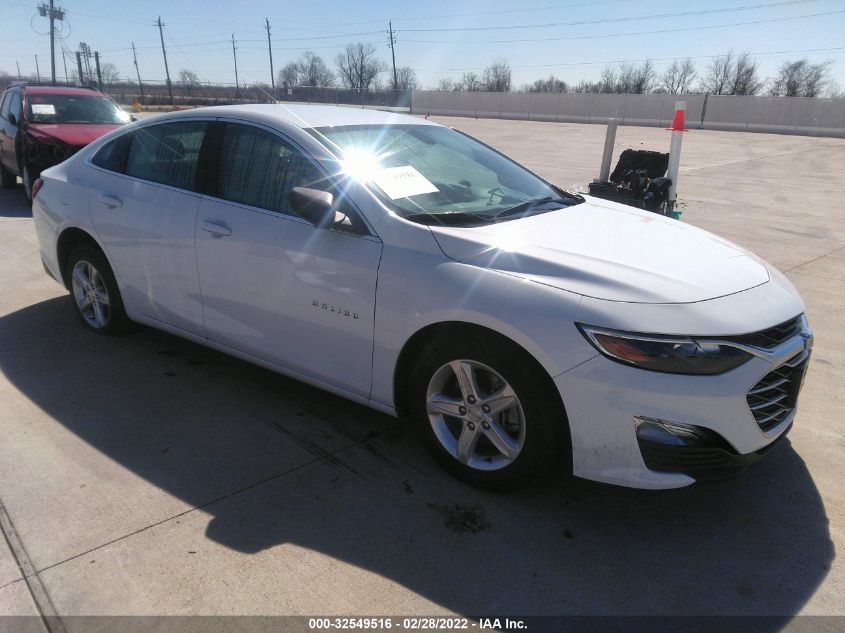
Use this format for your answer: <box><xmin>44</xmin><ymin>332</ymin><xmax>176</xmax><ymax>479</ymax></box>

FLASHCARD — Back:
<box><xmin>32</xmin><ymin>178</ymin><xmax>44</xmax><ymax>199</ymax></box>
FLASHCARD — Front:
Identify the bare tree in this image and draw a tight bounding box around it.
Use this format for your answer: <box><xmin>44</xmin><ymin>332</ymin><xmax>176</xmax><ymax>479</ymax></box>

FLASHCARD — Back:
<box><xmin>572</xmin><ymin>79</ymin><xmax>595</xmax><ymax>93</ymax></box>
<box><xmin>335</xmin><ymin>43</ymin><xmax>385</xmax><ymax>92</ymax></box>
<box><xmin>278</xmin><ymin>62</ymin><xmax>298</xmax><ymax>88</ymax></box>
<box><xmin>178</xmin><ymin>69</ymin><xmax>199</xmax><ymax>87</ymax></box>
<box><xmin>297</xmin><ymin>51</ymin><xmax>335</xmax><ymax>87</ymax></box>
<box><xmin>437</xmin><ymin>77</ymin><xmax>457</xmax><ymax>91</ymax></box>
<box><xmin>525</xmin><ymin>75</ymin><xmax>568</xmax><ymax>93</ymax></box>
<box><xmin>731</xmin><ymin>53</ymin><xmax>765</xmax><ymax>95</ymax></box>
<box><xmin>699</xmin><ymin>51</ymin><xmax>765</xmax><ymax>95</ymax></box>
<box><xmin>607</xmin><ymin>60</ymin><xmax>655</xmax><ymax>94</ymax></box>
<box><xmin>827</xmin><ymin>81</ymin><xmax>844</xmax><ymax>98</ymax></box>
<box><xmin>395</xmin><ymin>66</ymin><xmax>417</xmax><ymax>90</ymax></box>
<box><xmin>700</xmin><ymin>52</ymin><xmax>735</xmax><ymax>95</ymax></box>
<box><xmin>660</xmin><ymin>58</ymin><xmax>697</xmax><ymax>94</ymax></box>
<box><xmin>482</xmin><ymin>60</ymin><xmax>511</xmax><ymax>92</ymax></box>
<box><xmin>631</xmin><ymin>60</ymin><xmax>656</xmax><ymax>94</ymax></box>
<box><xmin>615</xmin><ymin>63</ymin><xmax>636</xmax><ymax>93</ymax></box>
<box><xmin>597</xmin><ymin>66</ymin><xmax>616</xmax><ymax>93</ymax></box>
<box><xmin>99</xmin><ymin>62</ymin><xmax>119</xmax><ymax>86</ymax></box>
<box><xmin>461</xmin><ymin>71</ymin><xmax>482</xmax><ymax>91</ymax></box>
<box><xmin>770</xmin><ymin>59</ymin><xmax>831</xmax><ymax>97</ymax></box>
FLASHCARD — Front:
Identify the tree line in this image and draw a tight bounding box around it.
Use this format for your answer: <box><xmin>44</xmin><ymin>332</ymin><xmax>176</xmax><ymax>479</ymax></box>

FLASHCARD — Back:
<box><xmin>2</xmin><ymin>46</ymin><xmax>839</xmax><ymax>98</ymax></box>
<box><xmin>442</xmin><ymin>51</ymin><xmax>839</xmax><ymax>98</ymax></box>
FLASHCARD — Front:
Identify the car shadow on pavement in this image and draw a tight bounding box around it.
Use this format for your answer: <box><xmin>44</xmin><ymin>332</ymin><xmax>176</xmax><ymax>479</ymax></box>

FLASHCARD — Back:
<box><xmin>0</xmin><ymin>297</ymin><xmax>834</xmax><ymax>619</ymax></box>
<box><xmin>0</xmin><ymin>185</ymin><xmax>30</xmax><ymax>218</ymax></box>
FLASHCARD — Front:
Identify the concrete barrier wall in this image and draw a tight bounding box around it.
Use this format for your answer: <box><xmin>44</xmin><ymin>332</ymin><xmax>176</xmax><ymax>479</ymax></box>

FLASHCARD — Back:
<box><xmin>411</xmin><ymin>90</ymin><xmax>845</xmax><ymax>138</ymax></box>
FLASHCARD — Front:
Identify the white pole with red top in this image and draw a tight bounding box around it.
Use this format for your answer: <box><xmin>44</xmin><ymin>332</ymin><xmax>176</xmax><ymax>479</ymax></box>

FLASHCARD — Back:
<box><xmin>666</xmin><ymin>100</ymin><xmax>688</xmax><ymax>212</ymax></box>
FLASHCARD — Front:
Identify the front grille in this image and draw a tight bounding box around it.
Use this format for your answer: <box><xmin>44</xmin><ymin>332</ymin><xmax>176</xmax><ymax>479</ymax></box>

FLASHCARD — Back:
<box><xmin>725</xmin><ymin>315</ymin><xmax>803</xmax><ymax>349</ymax></box>
<box><xmin>746</xmin><ymin>351</ymin><xmax>810</xmax><ymax>433</ymax></box>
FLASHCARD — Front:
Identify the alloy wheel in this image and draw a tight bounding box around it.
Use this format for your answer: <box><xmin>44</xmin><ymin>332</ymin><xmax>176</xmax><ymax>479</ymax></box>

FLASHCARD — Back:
<box><xmin>426</xmin><ymin>359</ymin><xmax>526</xmax><ymax>471</ymax></box>
<box><xmin>71</xmin><ymin>260</ymin><xmax>110</xmax><ymax>329</ymax></box>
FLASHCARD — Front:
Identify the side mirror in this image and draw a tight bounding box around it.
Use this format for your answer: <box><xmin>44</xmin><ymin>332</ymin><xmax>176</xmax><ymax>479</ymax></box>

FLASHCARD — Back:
<box><xmin>289</xmin><ymin>187</ymin><xmax>342</xmax><ymax>228</ymax></box>
<box><xmin>7</xmin><ymin>113</ymin><xmax>17</xmax><ymax>126</ymax></box>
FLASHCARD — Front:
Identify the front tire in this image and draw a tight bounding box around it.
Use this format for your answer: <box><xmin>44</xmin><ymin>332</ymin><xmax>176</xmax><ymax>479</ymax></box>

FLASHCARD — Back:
<box><xmin>21</xmin><ymin>162</ymin><xmax>37</xmax><ymax>204</ymax></box>
<box><xmin>409</xmin><ymin>334</ymin><xmax>568</xmax><ymax>491</ymax></box>
<box><xmin>66</xmin><ymin>245</ymin><xmax>131</xmax><ymax>335</ymax></box>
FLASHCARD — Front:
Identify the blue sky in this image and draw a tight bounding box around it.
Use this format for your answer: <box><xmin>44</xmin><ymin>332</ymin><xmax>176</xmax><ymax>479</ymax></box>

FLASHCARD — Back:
<box><xmin>1</xmin><ymin>0</ymin><xmax>843</xmax><ymax>91</ymax></box>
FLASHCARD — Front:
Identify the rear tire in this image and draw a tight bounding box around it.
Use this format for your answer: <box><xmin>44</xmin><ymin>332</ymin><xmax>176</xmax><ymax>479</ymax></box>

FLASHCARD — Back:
<box><xmin>65</xmin><ymin>245</ymin><xmax>131</xmax><ymax>335</ymax></box>
<box><xmin>409</xmin><ymin>334</ymin><xmax>568</xmax><ymax>491</ymax></box>
<box><xmin>0</xmin><ymin>162</ymin><xmax>15</xmax><ymax>188</ymax></box>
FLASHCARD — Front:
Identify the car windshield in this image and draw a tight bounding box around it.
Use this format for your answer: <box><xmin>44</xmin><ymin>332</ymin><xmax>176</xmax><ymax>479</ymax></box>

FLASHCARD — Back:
<box><xmin>26</xmin><ymin>94</ymin><xmax>128</xmax><ymax>125</ymax></box>
<box><xmin>309</xmin><ymin>124</ymin><xmax>581</xmax><ymax>225</ymax></box>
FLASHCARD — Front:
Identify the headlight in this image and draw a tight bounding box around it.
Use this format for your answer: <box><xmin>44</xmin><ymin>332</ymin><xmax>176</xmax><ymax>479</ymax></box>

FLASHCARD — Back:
<box><xmin>577</xmin><ymin>324</ymin><xmax>752</xmax><ymax>375</ymax></box>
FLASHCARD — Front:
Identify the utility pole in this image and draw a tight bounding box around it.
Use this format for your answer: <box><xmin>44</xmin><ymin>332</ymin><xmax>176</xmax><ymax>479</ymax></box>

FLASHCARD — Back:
<box><xmin>94</xmin><ymin>51</ymin><xmax>102</xmax><ymax>90</ymax></box>
<box><xmin>16</xmin><ymin>61</ymin><xmax>21</xmax><ymax>80</ymax></box>
<box><xmin>79</xmin><ymin>43</ymin><xmax>92</xmax><ymax>82</ymax></box>
<box><xmin>75</xmin><ymin>51</ymin><xmax>83</xmax><ymax>84</ymax></box>
<box><xmin>35</xmin><ymin>55</ymin><xmax>41</xmax><ymax>82</ymax></box>
<box><xmin>388</xmin><ymin>20</ymin><xmax>398</xmax><ymax>91</ymax></box>
<box><xmin>231</xmin><ymin>34</ymin><xmax>241</xmax><ymax>99</ymax></box>
<box><xmin>265</xmin><ymin>18</ymin><xmax>275</xmax><ymax>97</ymax></box>
<box><xmin>61</xmin><ymin>49</ymin><xmax>68</xmax><ymax>82</ymax></box>
<box><xmin>156</xmin><ymin>16</ymin><xmax>175</xmax><ymax>107</ymax></box>
<box><xmin>38</xmin><ymin>1</ymin><xmax>64</xmax><ymax>83</ymax></box>
<box><xmin>132</xmin><ymin>42</ymin><xmax>144</xmax><ymax>102</ymax></box>
<box><xmin>49</xmin><ymin>0</ymin><xmax>55</xmax><ymax>82</ymax></box>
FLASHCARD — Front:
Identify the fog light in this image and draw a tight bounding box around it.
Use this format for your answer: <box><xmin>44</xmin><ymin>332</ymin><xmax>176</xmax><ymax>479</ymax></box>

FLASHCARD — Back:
<box><xmin>634</xmin><ymin>416</ymin><xmax>703</xmax><ymax>447</ymax></box>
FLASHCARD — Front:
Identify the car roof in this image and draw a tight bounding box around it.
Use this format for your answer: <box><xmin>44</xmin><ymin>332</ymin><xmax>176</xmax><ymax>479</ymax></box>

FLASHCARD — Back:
<box><xmin>163</xmin><ymin>104</ymin><xmax>439</xmax><ymax>130</ymax></box>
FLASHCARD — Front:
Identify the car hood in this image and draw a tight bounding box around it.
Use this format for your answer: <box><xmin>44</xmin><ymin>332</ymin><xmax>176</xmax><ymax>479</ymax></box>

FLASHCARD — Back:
<box><xmin>428</xmin><ymin>196</ymin><xmax>770</xmax><ymax>304</ymax></box>
<box><xmin>26</xmin><ymin>123</ymin><xmax>121</xmax><ymax>146</ymax></box>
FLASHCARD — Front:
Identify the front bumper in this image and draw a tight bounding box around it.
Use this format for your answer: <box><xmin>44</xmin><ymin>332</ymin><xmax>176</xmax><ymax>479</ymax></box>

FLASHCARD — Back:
<box><xmin>554</xmin><ymin>322</ymin><xmax>812</xmax><ymax>490</ymax></box>
<box><xmin>638</xmin><ymin>422</ymin><xmax>792</xmax><ymax>482</ymax></box>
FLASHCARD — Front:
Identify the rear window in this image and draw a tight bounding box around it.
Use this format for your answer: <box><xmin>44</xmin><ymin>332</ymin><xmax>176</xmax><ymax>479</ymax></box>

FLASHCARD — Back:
<box><xmin>92</xmin><ymin>134</ymin><xmax>132</xmax><ymax>173</ymax></box>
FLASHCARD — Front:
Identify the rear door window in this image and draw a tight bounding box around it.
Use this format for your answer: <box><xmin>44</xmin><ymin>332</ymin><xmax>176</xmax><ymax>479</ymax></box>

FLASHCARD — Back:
<box><xmin>125</xmin><ymin>121</ymin><xmax>208</xmax><ymax>191</ymax></box>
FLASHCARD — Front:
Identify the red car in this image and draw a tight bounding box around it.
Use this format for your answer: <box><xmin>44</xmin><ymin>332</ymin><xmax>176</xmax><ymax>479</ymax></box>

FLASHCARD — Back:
<box><xmin>0</xmin><ymin>83</ymin><xmax>130</xmax><ymax>203</ymax></box>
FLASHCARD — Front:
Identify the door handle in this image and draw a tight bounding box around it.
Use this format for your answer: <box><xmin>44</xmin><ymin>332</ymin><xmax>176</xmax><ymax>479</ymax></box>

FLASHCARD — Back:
<box><xmin>97</xmin><ymin>194</ymin><xmax>123</xmax><ymax>209</ymax></box>
<box><xmin>200</xmin><ymin>220</ymin><xmax>232</xmax><ymax>238</ymax></box>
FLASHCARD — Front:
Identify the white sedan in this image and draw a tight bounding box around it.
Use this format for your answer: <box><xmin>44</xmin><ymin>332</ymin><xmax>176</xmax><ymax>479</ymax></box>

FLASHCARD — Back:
<box><xmin>31</xmin><ymin>105</ymin><xmax>813</xmax><ymax>490</ymax></box>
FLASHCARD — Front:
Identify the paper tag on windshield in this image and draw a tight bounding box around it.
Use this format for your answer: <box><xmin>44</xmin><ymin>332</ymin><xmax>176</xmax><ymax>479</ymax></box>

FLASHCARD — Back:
<box><xmin>31</xmin><ymin>104</ymin><xmax>56</xmax><ymax>115</ymax></box>
<box><xmin>373</xmin><ymin>166</ymin><xmax>438</xmax><ymax>200</ymax></box>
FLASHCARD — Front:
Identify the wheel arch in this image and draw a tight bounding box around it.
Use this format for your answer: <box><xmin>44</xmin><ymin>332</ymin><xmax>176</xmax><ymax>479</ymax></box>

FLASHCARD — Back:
<box><xmin>392</xmin><ymin>320</ymin><xmax>571</xmax><ymax>451</ymax></box>
<box><xmin>56</xmin><ymin>227</ymin><xmax>105</xmax><ymax>288</ymax></box>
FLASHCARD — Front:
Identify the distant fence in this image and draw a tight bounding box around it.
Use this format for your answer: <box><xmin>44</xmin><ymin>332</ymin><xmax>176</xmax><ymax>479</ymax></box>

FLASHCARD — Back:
<box><xmin>409</xmin><ymin>91</ymin><xmax>845</xmax><ymax>138</ymax></box>
<box><xmin>102</xmin><ymin>83</ymin><xmax>412</xmax><ymax>110</ymax></box>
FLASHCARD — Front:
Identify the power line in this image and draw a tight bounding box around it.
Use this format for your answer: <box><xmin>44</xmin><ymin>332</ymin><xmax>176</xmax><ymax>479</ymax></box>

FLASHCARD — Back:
<box><xmin>402</xmin><ymin>9</ymin><xmax>845</xmax><ymax>44</ymax></box>
<box><xmin>400</xmin><ymin>0</ymin><xmax>827</xmax><ymax>32</ymax></box>
<box><xmin>164</xmin><ymin>28</ymin><xmax>212</xmax><ymax>85</ymax></box>
<box><xmin>34</xmin><ymin>0</ymin><xmax>828</xmax><ymax>54</ymax></box>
